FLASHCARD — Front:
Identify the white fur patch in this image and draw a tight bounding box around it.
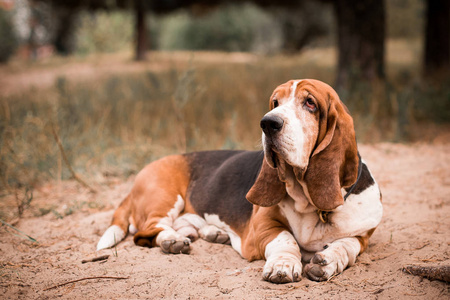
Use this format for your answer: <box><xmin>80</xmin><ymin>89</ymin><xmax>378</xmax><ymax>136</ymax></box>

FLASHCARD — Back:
<box><xmin>97</xmin><ymin>225</ymin><xmax>126</xmax><ymax>251</ymax></box>
<box><xmin>198</xmin><ymin>224</ymin><xmax>225</xmax><ymax>240</ymax></box>
<box><xmin>173</xmin><ymin>213</ymin><xmax>207</xmax><ymax>230</ymax></box>
<box><xmin>305</xmin><ymin>237</ymin><xmax>361</xmax><ymax>280</ymax></box>
<box><xmin>265</xmin><ymin>231</ymin><xmax>301</xmax><ymax>259</ymax></box>
<box><xmin>327</xmin><ymin>237</ymin><xmax>361</xmax><ymax>269</ymax></box>
<box><xmin>289</xmin><ymin>80</ymin><xmax>302</xmax><ymax>98</ymax></box>
<box><xmin>333</xmin><ymin>183</ymin><xmax>382</xmax><ymax>235</ymax></box>
<box><xmin>155</xmin><ymin>195</ymin><xmax>187</xmax><ymax>246</ymax></box>
<box><xmin>204</xmin><ymin>213</ymin><xmax>242</xmax><ymax>256</ymax></box>
<box><xmin>173</xmin><ymin>213</ymin><xmax>207</xmax><ymax>240</ymax></box>
<box><xmin>263</xmin><ymin>231</ymin><xmax>302</xmax><ymax>282</ymax></box>
<box><xmin>128</xmin><ymin>224</ymin><xmax>138</xmax><ymax>235</ymax></box>
<box><xmin>155</xmin><ymin>228</ymin><xmax>187</xmax><ymax>246</ymax></box>
<box><xmin>280</xmin><ymin>180</ymin><xmax>382</xmax><ymax>252</ymax></box>
<box><xmin>156</xmin><ymin>195</ymin><xmax>185</xmax><ymax>230</ymax></box>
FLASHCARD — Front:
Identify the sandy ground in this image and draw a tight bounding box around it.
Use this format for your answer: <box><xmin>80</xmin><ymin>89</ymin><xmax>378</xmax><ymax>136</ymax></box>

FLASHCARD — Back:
<box><xmin>0</xmin><ymin>140</ymin><xmax>449</xmax><ymax>299</ymax></box>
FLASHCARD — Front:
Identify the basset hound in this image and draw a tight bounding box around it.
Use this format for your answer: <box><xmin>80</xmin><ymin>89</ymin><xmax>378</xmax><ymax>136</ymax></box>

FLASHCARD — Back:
<box><xmin>97</xmin><ymin>79</ymin><xmax>382</xmax><ymax>283</ymax></box>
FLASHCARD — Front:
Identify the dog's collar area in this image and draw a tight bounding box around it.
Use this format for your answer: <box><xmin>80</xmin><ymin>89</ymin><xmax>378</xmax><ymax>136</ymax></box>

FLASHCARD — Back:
<box><xmin>317</xmin><ymin>210</ymin><xmax>330</xmax><ymax>223</ymax></box>
<box><xmin>317</xmin><ymin>155</ymin><xmax>362</xmax><ymax>224</ymax></box>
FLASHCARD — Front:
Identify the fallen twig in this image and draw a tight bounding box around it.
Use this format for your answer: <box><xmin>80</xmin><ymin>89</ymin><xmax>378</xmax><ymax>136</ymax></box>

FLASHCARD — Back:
<box><xmin>369</xmin><ymin>285</ymin><xmax>396</xmax><ymax>294</ymax></box>
<box><xmin>403</xmin><ymin>291</ymin><xmax>427</xmax><ymax>296</ymax></box>
<box><xmin>0</xmin><ymin>219</ymin><xmax>38</xmax><ymax>243</ymax></box>
<box><xmin>81</xmin><ymin>255</ymin><xmax>110</xmax><ymax>264</ymax></box>
<box><xmin>43</xmin><ymin>276</ymin><xmax>129</xmax><ymax>291</ymax></box>
<box><xmin>372</xmin><ymin>288</ymin><xmax>384</xmax><ymax>295</ymax></box>
<box><xmin>50</xmin><ymin>124</ymin><xmax>97</xmax><ymax>193</ymax></box>
<box><xmin>405</xmin><ymin>242</ymin><xmax>430</xmax><ymax>251</ymax></box>
<box><xmin>402</xmin><ymin>265</ymin><xmax>450</xmax><ymax>283</ymax></box>
<box><xmin>370</xmin><ymin>252</ymin><xmax>396</xmax><ymax>261</ymax></box>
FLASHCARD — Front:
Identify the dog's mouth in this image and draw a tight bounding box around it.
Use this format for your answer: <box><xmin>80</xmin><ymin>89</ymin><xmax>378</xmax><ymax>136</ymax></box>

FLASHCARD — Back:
<box><xmin>266</xmin><ymin>147</ymin><xmax>289</xmax><ymax>182</ymax></box>
<box><xmin>264</xmin><ymin>134</ymin><xmax>287</xmax><ymax>169</ymax></box>
<box><xmin>265</xmin><ymin>141</ymin><xmax>282</xmax><ymax>169</ymax></box>
<box><xmin>265</xmin><ymin>144</ymin><xmax>307</xmax><ymax>183</ymax></box>
<box><xmin>270</xmin><ymin>149</ymin><xmax>279</xmax><ymax>168</ymax></box>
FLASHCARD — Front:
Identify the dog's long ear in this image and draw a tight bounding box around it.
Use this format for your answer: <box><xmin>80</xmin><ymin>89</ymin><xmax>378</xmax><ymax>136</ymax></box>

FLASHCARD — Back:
<box><xmin>303</xmin><ymin>89</ymin><xmax>358</xmax><ymax>211</ymax></box>
<box><xmin>246</xmin><ymin>158</ymin><xmax>286</xmax><ymax>207</ymax></box>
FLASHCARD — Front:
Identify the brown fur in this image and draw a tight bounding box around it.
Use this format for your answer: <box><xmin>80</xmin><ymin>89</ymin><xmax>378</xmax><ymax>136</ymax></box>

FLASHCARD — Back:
<box><xmin>109</xmin><ymin>155</ymin><xmax>192</xmax><ymax>246</ymax></box>
<box><xmin>301</xmin><ymin>80</ymin><xmax>358</xmax><ymax>211</ymax></box>
<box><xmin>110</xmin><ymin>194</ymin><xmax>132</xmax><ymax>235</ymax></box>
<box><xmin>269</xmin><ymin>81</ymin><xmax>291</xmax><ymax>109</ymax></box>
<box><xmin>241</xmin><ymin>205</ymin><xmax>290</xmax><ymax>261</ymax></box>
<box><xmin>246</xmin><ymin>159</ymin><xmax>286</xmax><ymax>207</ymax></box>
<box><xmin>356</xmin><ymin>228</ymin><xmax>377</xmax><ymax>254</ymax></box>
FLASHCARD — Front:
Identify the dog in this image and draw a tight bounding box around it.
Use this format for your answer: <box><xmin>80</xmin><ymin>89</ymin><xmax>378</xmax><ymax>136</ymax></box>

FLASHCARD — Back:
<box><xmin>97</xmin><ymin>79</ymin><xmax>382</xmax><ymax>283</ymax></box>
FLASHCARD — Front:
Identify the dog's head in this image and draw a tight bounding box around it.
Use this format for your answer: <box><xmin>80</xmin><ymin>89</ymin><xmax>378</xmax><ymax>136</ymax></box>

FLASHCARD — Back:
<box><xmin>246</xmin><ymin>79</ymin><xmax>358</xmax><ymax>211</ymax></box>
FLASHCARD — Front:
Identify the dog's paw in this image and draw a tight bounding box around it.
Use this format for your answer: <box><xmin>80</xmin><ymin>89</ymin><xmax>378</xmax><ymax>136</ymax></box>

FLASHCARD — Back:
<box><xmin>262</xmin><ymin>256</ymin><xmax>302</xmax><ymax>284</ymax></box>
<box><xmin>304</xmin><ymin>238</ymin><xmax>361</xmax><ymax>281</ymax></box>
<box><xmin>160</xmin><ymin>238</ymin><xmax>191</xmax><ymax>254</ymax></box>
<box><xmin>157</xmin><ymin>229</ymin><xmax>191</xmax><ymax>254</ymax></box>
<box><xmin>304</xmin><ymin>252</ymin><xmax>336</xmax><ymax>281</ymax></box>
<box><xmin>205</xmin><ymin>230</ymin><xmax>230</xmax><ymax>244</ymax></box>
<box><xmin>199</xmin><ymin>225</ymin><xmax>231</xmax><ymax>245</ymax></box>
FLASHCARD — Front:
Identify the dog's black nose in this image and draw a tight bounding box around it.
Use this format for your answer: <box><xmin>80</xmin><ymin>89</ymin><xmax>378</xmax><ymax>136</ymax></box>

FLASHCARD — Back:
<box><xmin>260</xmin><ymin>115</ymin><xmax>284</xmax><ymax>135</ymax></box>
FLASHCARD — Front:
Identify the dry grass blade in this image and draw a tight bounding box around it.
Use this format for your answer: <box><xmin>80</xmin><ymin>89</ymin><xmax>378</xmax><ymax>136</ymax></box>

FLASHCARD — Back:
<box><xmin>0</xmin><ymin>219</ymin><xmax>38</xmax><ymax>243</ymax></box>
<box><xmin>81</xmin><ymin>255</ymin><xmax>110</xmax><ymax>264</ymax></box>
<box><xmin>50</xmin><ymin>124</ymin><xmax>98</xmax><ymax>194</ymax></box>
<box><xmin>370</xmin><ymin>252</ymin><xmax>396</xmax><ymax>261</ymax></box>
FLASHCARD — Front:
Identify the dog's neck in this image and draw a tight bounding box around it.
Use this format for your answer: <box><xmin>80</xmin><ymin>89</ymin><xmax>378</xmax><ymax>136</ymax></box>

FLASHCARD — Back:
<box><xmin>281</xmin><ymin>163</ymin><xmax>316</xmax><ymax>213</ymax></box>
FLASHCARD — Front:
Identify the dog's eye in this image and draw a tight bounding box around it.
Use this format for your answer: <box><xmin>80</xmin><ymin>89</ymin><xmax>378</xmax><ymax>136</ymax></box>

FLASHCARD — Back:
<box><xmin>273</xmin><ymin>99</ymin><xmax>279</xmax><ymax>108</ymax></box>
<box><xmin>305</xmin><ymin>98</ymin><xmax>316</xmax><ymax>111</ymax></box>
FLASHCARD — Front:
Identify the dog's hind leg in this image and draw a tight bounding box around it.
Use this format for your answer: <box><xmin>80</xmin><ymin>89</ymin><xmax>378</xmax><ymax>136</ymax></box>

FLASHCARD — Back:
<box><xmin>97</xmin><ymin>195</ymin><xmax>132</xmax><ymax>251</ymax></box>
<box><xmin>98</xmin><ymin>154</ymin><xmax>193</xmax><ymax>253</ymax></box>
<box><xmin>148</xmin><ymin>195</ymin><xmax>192</xmax><ymax>254</ymax></box>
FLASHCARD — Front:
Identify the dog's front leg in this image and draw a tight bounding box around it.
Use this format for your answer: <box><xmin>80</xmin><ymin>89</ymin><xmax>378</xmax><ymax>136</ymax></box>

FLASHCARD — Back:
<box><xmin>303</xmin><ymin>237</ymin><xmax>361</xmax><ymax>281</ymax></box>
<box><xmin>263</xmin><ymin>231</ymin><xmax>302</xmax><ymax>283</ymax></box>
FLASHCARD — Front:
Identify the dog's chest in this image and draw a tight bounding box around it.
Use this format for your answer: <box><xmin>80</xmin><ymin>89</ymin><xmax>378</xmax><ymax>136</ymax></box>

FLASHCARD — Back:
<box><xmin>278</xmin><ymin>182</ymin><xmax>383</xmax><ymax>253</ymax></box>
<box><xmin>278</xmin><ymin>198</ymin><xmax>327</xmax><ymax>252</ymax></box>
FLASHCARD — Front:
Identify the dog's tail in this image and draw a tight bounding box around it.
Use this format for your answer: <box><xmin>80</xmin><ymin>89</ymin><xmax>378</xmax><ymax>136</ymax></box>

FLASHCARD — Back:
<box><xmin>97</xmin><ymin>194</ymin><xmax>133</xmax><ymax>251</ymax></box>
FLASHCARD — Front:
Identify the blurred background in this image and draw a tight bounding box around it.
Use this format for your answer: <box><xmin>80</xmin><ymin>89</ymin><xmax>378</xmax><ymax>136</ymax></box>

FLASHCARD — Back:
<box><xmin>0</xmin><ymin>0</ymin><xmax>449</xmax><ymax>219</ymax></box>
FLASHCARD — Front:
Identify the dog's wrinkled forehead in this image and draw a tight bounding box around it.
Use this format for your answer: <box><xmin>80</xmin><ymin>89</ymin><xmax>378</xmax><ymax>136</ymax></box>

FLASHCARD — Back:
<box><xmin>270</xmin><ymin>81</ymin><xmax>294</xmax><ymax>99</ymax></box>
<box><xmin>271</xmin><ymin>79</ymin><xmax>336</xmax><ymax>107</ymax></box>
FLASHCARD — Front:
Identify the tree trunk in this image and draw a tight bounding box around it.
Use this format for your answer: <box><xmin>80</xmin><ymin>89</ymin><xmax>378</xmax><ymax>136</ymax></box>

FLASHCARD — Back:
<box><xmin>135</xmin><ymin>0</ymin><xmax>147</xmax><ymax>61</ymax></box>
<box><xmin>424</xmin><ymin>0</ymin><xmax>450</xmax><ymax>77</ymax></box>
<box><xmin>53</xmin><ymin>7</ymin><xmax>77</xmax><ymax>55</ymax></box>
<box><xmin>334</xmin><ymin>0</ymin><xmax>385</xmax><ymax>91</ymax></box>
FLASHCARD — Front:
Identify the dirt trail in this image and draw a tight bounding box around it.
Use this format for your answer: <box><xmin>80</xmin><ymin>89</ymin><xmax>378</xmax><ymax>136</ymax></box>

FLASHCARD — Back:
<box><xmin>0</xmin><ymin>141</ymin><xmax>449</xmax><ymax>299</ymax></box>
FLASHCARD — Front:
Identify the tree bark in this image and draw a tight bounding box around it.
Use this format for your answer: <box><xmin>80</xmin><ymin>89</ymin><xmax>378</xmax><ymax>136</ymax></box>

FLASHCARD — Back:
<box><xmin>424</xmin><ymin>0</ymin><xmax>450</xmax><ymax>77</ymax></box>
<box><xmin>135</xmin><ymin>0</ymin><xmax>147</xmax><ymax>61</ymax></box>
<box><xmin>53</xmin><ymin>6</ymin><xmax>78</xmax><ymax>55</ymax></box>
<box><xmin>334</xmin><ymin>0</ymin><xmax>386</xmax><ymax>91</ymax></box>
